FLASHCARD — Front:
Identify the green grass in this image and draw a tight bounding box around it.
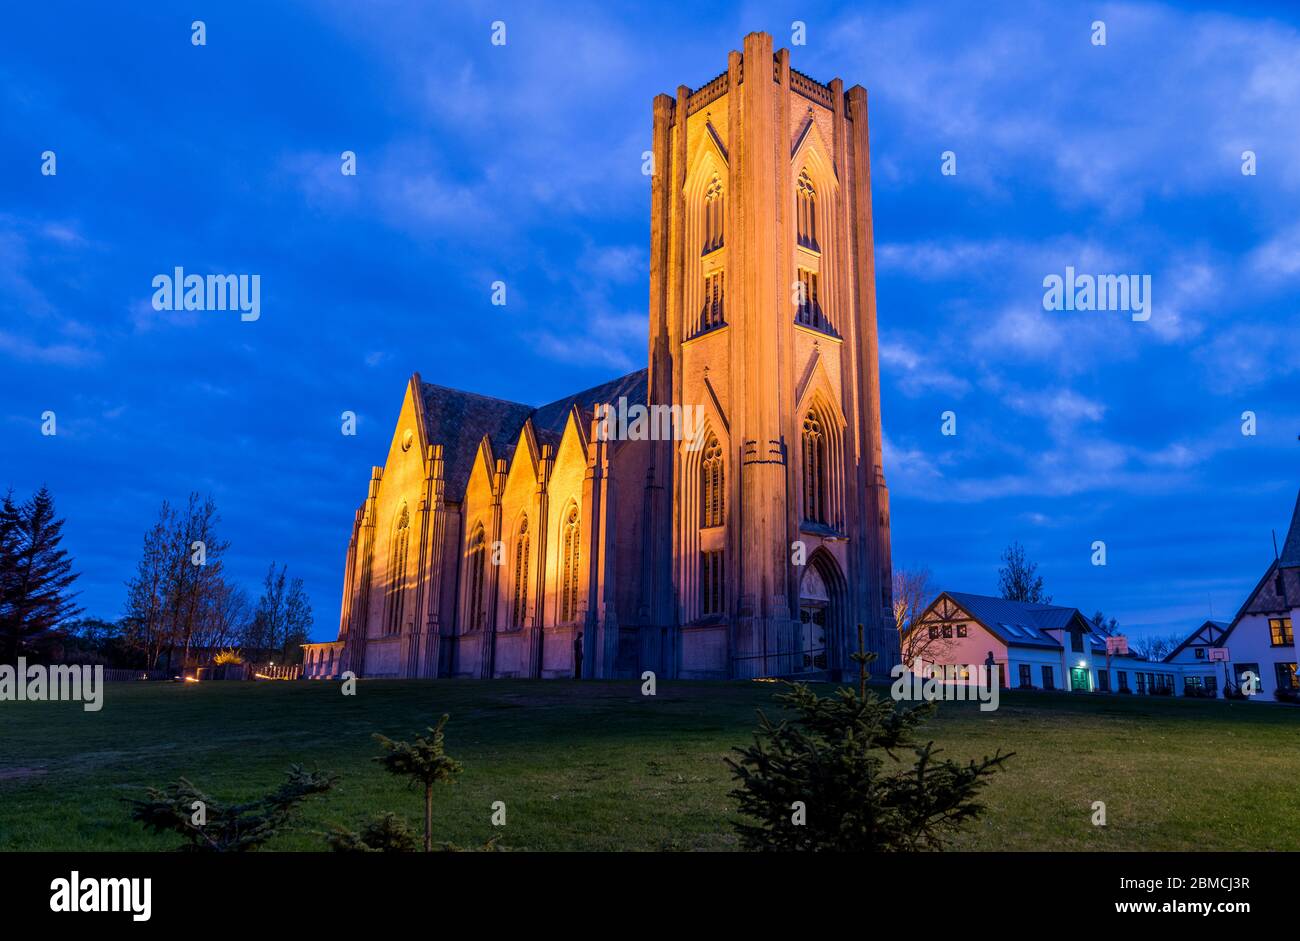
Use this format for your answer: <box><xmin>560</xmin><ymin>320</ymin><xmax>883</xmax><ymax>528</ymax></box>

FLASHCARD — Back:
<box><xmin>1</xmin><ymin>679</ymin><xmax>1296</xmax><ymax>851</ymax></box>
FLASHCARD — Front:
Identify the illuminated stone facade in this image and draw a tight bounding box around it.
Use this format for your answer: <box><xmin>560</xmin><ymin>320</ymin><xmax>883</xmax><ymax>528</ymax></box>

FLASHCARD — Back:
<box><xmin>304</xmin><ymin>32</ymin><xmax>896</xmax><ymax>681</ymax></box>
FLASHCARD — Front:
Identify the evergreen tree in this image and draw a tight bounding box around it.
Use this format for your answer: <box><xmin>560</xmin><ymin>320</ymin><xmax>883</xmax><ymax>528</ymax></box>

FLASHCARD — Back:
<box><xmin>373</xmin><ymin>715</ymin><xmax>464</xmax><ymax>852</ymax></box>
<box><xmin>726</xmin><ymin>627</ymin><xmax>1011</xmax><ymax>851</ymax></box>
<box><xmin>0</xmin><ymin>487</ymin><xmax>81</xmax><ymax>661</ymax></box>
<box><xmin>127</xmin><ymin>765</ymin><xmax>335</xmax><ymax>852</ymax></box>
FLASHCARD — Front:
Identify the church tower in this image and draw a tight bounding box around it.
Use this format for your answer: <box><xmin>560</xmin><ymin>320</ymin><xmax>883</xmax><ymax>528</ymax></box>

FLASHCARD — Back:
<box><xmin>647</xmin><ymin>31</ymin><xmax>896</xmax><ymax>680</ymax></box>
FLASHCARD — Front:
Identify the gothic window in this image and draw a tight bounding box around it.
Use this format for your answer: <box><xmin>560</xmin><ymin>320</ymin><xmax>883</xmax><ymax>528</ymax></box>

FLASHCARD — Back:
<box><xmin>700</xmin><ymin>269</ymin><xmax>726</xmax><ymax>332</ymax></box>
<box><xmin>385</xmin><ymin>504</ymin><xmax>410</xmax><ymax>636</ymax></box>
<box><xmin>466</xmin><ymin>523</ymin><xmax>486</xmax><ymax>631</ymax></box>
<box><xmin>700</xmin><ymin>434</ymin><xmax>724</xmax><ymax>528</ymax></box>
<box><xmin>560</xmin><ymin>506</ymin><xmax>581</xmax><ymax>623</ymax></box>
<box><xmin>796</xmin><ymin>170</ymin><xmax>818</xmax><ymax>251</ymax></box>
<box><xmin>802</xmin><ymin>410</ymin><xmax>828</xmax><ymax>524</ymax></box>
<box><xmin>703</xmin><ymin>173</ymin><xmax>724</xmax><ymax>254</ymax></box>
<box><xmin>700</xmin><ymin>550</ymin><xmax>725</xmax><ymax>616</ymax></box>
<box><xmin>512</xmin><ymin>516</ymin><xmax>530</xmax><ymax>628</ymax></box>
<box><xmin>795</xmin><ymin>268</ymin><xmax>821</xmax><ymax>328</ymax></box>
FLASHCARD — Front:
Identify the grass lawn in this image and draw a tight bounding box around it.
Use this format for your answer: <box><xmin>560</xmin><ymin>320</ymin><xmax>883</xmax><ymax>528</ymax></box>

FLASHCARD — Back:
<box><xmin>1</xmin><ymin>678</ymin><xmax>1297</xmax><ymax>851</ymax></box>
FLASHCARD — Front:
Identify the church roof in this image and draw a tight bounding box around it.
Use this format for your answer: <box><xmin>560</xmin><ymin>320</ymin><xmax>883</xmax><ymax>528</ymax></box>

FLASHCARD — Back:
<box><xmin>417</xmin><ymin>368</ymin><xmax>649</xmax><ymax>501</ymax></box>
<box><xmin>1281</xmin><ymin>487</ymin><xmax>1300</xmax><ymax>569</ymax></box>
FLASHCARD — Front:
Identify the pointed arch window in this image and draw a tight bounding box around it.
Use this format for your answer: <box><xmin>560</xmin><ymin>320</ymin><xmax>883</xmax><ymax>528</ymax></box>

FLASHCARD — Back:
<box><xmin>700</xmin><ymin>550</ymin><xmax>725</xmax><ymax>616</ymax></box>
<box><xmin>512</xmin><ymin>516</ymin><xmax>530</xmax><ymax>628</ymax></box>
<box><xmin>795</xmin><ymin>268</ymin><xmax>822</xmax><ymax>328</ymax></box>
<box><xmin>703</xmin><ymin>173</ymin><xmax>725</xmax><ymax>254</ymax></box>
<box><xmin>466</xmin><ymin>523</ymin><xmax>486</xmax><ymax>631</ymax></box>
<box><xmin>700</xmin><ymin>434</ymin><xmax>725</xmax><ymax>528</ymax></box>
<box><xmin>385</xmin><ymin>505</ymin><xmax>410</xmax><ymax>636</ymax></box>
<box><xmin>802</xmin><ymin>410</ymin><xmax>828</xmax><ymax>524</ymax></box>
<box><xmin>560</xmin><ymin>506</ymin><xmax>581</xmax><ymax>623</ymax></box>
<box><xmin>699</xmin><ymin>269</ymin><xmax>726</xmax><ymax>333</ymax></box>
<box><xmin>796</xmin><ymin>170</ymin><xmax>818</xmax><ymax>251</ymax></box>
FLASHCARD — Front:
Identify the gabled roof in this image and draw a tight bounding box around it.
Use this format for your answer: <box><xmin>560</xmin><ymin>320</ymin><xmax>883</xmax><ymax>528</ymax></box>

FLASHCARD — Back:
<box><xmin>1163</xmin><ymin>619</ymin><xmax>1231</xmax><ymax>662</ymax></box>
<box><xmin>417</xmin><ymin>368</ymin><xmax>648</xmax><ymax>501</ymax></box>
<box><xmin>940</xmin><ymin>592</ymin><xmax>1092</xmax><ymax>650</ymax></box>
<box><xmin>1281</xmin><ymin>487</ymin><xmax>1300</xmax><ymax>569</ymax></box>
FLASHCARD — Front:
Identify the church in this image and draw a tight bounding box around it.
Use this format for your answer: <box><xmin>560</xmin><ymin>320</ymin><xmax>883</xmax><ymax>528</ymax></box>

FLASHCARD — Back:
<box><xmin>303</xmin><ymin>32</ymin><xmax>896</xmax><ymax>682</ymax></box>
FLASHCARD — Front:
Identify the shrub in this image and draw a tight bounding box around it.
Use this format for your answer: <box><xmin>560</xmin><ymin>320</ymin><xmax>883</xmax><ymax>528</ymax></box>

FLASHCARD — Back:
<box><xmin>726</xmin><ymin>626</ymin><xmax>1011</xmax><ymax>851</ymax></box>
<box><xmin>126</xmin><ymin>765</ymin><xmax>335</xmax><ymax>851</ymax></box>
<box><xmin>213</xmin><ymin>648</ymin><xmax>243</xmax><ymax>665</ymax></box>
<box><xmin>327</xmin><ymin>813</ymin><xmax>419</xmax><ymax>853</ymax></box>
<box><xmin>1274</xmin><ymin>687</ymin><xmax>1300</xmax><ymax>704</ymax></box>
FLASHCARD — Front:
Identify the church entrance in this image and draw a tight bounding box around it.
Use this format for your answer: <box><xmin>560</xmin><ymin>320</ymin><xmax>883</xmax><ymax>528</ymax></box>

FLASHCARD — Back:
<box><xmin>798</xmin><ymin>565</ymin><xmax>830</xmax><ymax>672</ymax></box>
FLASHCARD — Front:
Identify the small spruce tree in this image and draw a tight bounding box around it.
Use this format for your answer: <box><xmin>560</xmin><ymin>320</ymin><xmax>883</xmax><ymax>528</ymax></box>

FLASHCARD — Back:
<box><xmin>727</xmin><ymin>626</ymin><xmax>1012</xmax><ymax>851</ymax></box>
<box><xmin>373</xmin><ymin>714</ymin><xmax>464</xmax><ymax>852</ymax></box>
<box><xmin>126</xmin><ymin>765</ymin><xmax>336</xmax><ymax>851</ymax></box>
<box><xmin>327</xmin><ymin>812</ymin><xmax>420</xmax><ymax>853</ymax></box>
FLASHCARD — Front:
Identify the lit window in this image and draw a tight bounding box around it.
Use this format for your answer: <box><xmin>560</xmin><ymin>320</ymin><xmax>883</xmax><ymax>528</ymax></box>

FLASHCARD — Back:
<box><xmin>385</xmin><ymin>505</ymin><xmax>410</xmax><ymax>636</ymax></box>
<box><xmin>701</xmin><ymin>435</ymin><xmax>724</xmax><ymax>528</ymax></box>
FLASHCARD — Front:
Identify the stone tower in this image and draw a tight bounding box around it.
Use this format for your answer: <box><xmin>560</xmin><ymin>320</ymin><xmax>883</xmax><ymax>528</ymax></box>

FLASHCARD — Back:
<box><xmin>647</xmin><ymin>31</ymin><xmax>896</xmax><ymax>680</ymax></box>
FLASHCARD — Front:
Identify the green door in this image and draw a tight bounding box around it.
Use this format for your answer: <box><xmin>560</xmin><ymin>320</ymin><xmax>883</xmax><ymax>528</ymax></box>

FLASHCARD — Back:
<box><xmin>1070</xmin><ymin>667</ymin><xmax>1090</xmax><ymax>691</ymax></box>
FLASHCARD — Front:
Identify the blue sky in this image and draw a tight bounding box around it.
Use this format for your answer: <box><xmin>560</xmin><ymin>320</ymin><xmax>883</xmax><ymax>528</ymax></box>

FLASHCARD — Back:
<box><xmin>1</xmin><ymin>0</ymin><xmax>1297</xmax><ymax>643</ymax></box>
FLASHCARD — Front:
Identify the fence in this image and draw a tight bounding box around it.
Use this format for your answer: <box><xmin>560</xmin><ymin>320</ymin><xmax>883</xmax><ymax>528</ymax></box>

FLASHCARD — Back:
<box><xmin>101</xmin><ymin>668</ymin><xmax>167</xmax><ymax>682</ymax></box>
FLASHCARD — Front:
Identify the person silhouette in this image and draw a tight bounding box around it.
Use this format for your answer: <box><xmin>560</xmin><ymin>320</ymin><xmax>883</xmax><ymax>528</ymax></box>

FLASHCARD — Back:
<box><xmin>574</xmin><ymin>630</ymin><xmax>583</xmax><ymax>680</ymax></box>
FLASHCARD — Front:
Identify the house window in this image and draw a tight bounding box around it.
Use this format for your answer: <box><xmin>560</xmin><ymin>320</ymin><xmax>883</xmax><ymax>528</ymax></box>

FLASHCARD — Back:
<box><xmin>1195</xmin><ymin>647</ymin><xmax>1206</xmax><ymax>659</ymax></box>
<box><xmin>1097</xmin><ymin>670</ymin><xmax>1110</xmax><ymax>692</ymax></box>
<box><xmin>795</xmin><ymin>268</ymin><xmax>823</xmax><ymax>329</ymax></box>
<box><xmin>928</xmin><ymin>625</ymin><xmax>939</xmax><ymax>640</ymax></box>
<box><xmin>1135</xmin><ymin>672</ymin><xmax>1146</xmax><ymax>694</ymax></box>
<box><xmin>700</xmin><ymin>269</ymin><xmax>725</xmax><ymax>332</ymax></box>
<box><xmin>942</xmin><ymin>625</ymin><xmax>953</xmax><ymax>639</ymax></box>
<box><xmin>466</xmin><ymin>524</ymin><xmax>486</xmax><ymax>631</ymax></box>
<box><xmin>560</xmin><ymin>506</ymin><xmax>581</xmax><ymax>623</ymax></box>
<box><xmin>1205</xmin><ymin>675</ymin><xmax>1218</xmax><ymax>693</ymax></box>
<box><xmin>801</xmin><ymin>410</ymin><xmax>828</xmax><ymax>524</ymax></box>
<box><xmin>1070</xmin><ymin>630</ymin><xmax>1083</xmax><ymax>653</ymax></box>
<box><xmin>1235</xmin><ymin>663</ymin><xmax>1260</xmax><ymax>690</ymax></box>
<box><xmin>700</xmin><ymin>550</ymin><xmax>725</xmax><ymax>616</ymax></box>
<box><xmin>1269</xmin><ymin>618</ymin><xmax>1293</xmax><ymax>647</ymax></box>
<box><xmin>1275</xmin><ymin>662</ymin><xmax>1298</xmax><ymax>690</ymax></box>
<box><xmin>1018</xmin><ymin>664</ymin><xmax>1032</xmax><ymax>688</ymax></box>
<box><xmin>703</xmin><ymin>173</ymin><xmax>724</xmax><ymax>254</ymax></box>
<box><xmin>1184</xmin><ymin>675</ymin><xmax>1202</xmax><ymax>691</ymax></box>
<box><xmin>385</xmin><ymin>504</ymin><xmax>411</xmax><ymax>636</ymax></box>
<box><xmin>1117</xmin><ymin>670</ymin><xmax>1128</xmax><ymax>691</ymax></box>
<box><xmin>956</xmin><ymin>624</ymin><xmax>968</xmax><ymax>638</ymax></box>
<box><xmin>701</xmin><ymin>434</ymin><xmax>725</xmax><ymax>528</ymax></box>
<box><xmin>796</xmin><ymin>169</ymin><xmax>818</xmax><ymax>250</ymax></box>
<box><xmin>1041</xmin><ymin>665</ymin><xmax>1055</xmax><ymax>690</ymax></box>
<box><xmin>511</xmin><ymin>517</ymin><xmax>530</xmax><ymax>628</ymax></box>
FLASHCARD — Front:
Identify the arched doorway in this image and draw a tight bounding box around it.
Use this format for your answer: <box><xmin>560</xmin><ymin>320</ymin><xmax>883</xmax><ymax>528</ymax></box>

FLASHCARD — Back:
<box><xmin>799</xmin><ymin>551</ymin><xmax>848</xmax><ymax>674</ymax></box>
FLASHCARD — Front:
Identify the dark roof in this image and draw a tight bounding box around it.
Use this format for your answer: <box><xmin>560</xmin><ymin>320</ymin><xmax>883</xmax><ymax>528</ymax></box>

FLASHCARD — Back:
<box><xmin>1163</xmin><ymin>619</ymin><xmax>1231</xmax><ymax>662</ymax></box>
<box><xmin>943</xmin><ymin>592</ymin><xmax>1091</xmax><ymax>649</ymax></box>
<box><xmin>1281</xmin><ymin>487</ymin><xmax>1300</xmax><ymax>568</ymax></box>
<box><xmin>417</xmin><ymin>368</ymin><xmax>648</xmax><ymax>501</ymax></box>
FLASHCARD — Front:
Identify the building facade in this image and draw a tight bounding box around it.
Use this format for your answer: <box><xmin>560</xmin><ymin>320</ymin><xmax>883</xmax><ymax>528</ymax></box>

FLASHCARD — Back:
<box><xmin>1164</xmin><ymin>488</ymin><xmax>1300</xmax><ymax>700</ymax></box>
<box><xmin>303</xmin><ymin>32</ymin><xmax>896</xmax><ymax>682</ymax></box>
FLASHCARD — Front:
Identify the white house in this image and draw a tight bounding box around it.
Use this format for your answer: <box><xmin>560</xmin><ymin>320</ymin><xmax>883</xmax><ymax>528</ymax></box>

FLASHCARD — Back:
<box><xmin>1163</xmin><ymin>489</ymin><xmax>1299</xmax><ymax>701</ymax></box>
<box><xmin>906</xmin><ymin>592</ymin><xmax>1168</xmax><ymax>695</ymax></box>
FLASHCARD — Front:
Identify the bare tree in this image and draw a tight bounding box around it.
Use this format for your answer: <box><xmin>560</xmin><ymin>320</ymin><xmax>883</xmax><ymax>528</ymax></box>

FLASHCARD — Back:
<box><xmin>894</xmin><ymin>566</ymin><xmax>951</xmax><ymax>664</ymax></box>
<box><xmin>245</xmin><ymin>563</ymin><xmax>313</xmax><ymax>662</ymax></box>
<box><xmin>997</xmin><ymin>541</ymin><xmax>1051</xmax><ymax>604</ymax></box>
<box><xmin>1131</xmin><ymin>632</ymin><xmax>1181</xmax><ymax>662</ymax></box>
